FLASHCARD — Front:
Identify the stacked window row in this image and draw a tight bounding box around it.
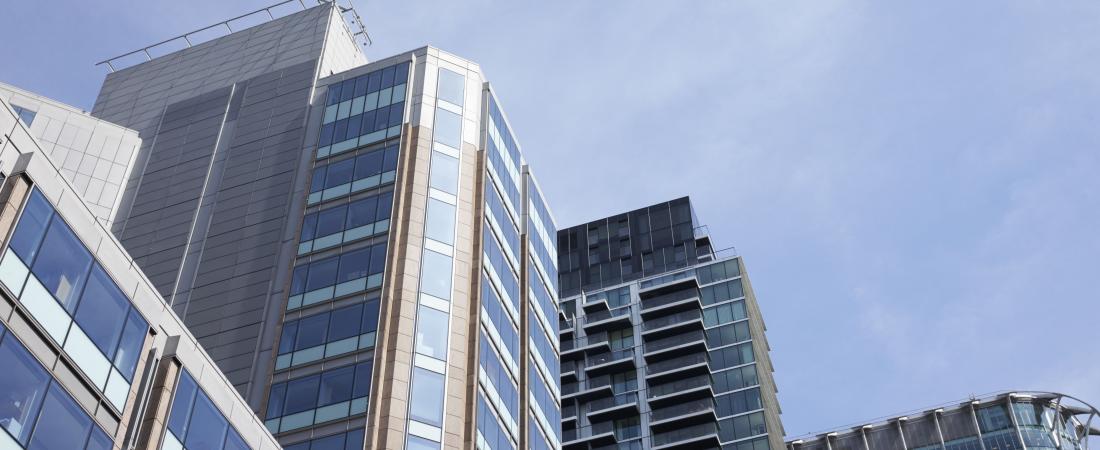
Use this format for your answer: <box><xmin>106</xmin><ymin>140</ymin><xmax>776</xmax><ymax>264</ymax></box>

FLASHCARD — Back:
<box><xmin>275</xmin><ymin>299</ymin><xmax>380</xmax><ymax>370</ymax></box>
<box><xmin>527</xmin><ymin>264</ymin><xmax>559</xmax><ymax>341</ymax></box>
<box><xmin>481</xmin><ymin>277</ymin><xmax>519</xmax><ymax>369</ymax></box>
<box><xmin>0</xmin><ymin>322</ymin><xmax>113</xmax><ymax>450</ymax></box>
<box><xmin>476</xmin><ymin>394</ymin><xmax>515</xmax><ymax>450</ymax></box>
<box><xmin>527</xmin><ymin>364</ymin><xmax>562</xmax><ymax>443</ymax></box>
<box><xmin>298</xmin><ymin>190</ymin><xmax>393</xmax><ymax>255</ymax></box>
<box><xmin>288</xmin><ymin>242</ymin><xmax>388</xmax><ymax>310</ymax></box>
<box><xmin>164</xmin><ymin>369</ymin><xmax>250</xmax><ymax>450</ymax></box>
<box><xmin>0</xmin><ymin>189</ymin><xmax>148</xmax><ymax>410</ymax></box>
<box><xmin>308</xmin><ymin>142</ymin><xmax>399</xmax><ymax>206</ymax></box>
<box><xmin>404</xmin><ymin>67</ymin><xmax>467</xmax><ymax>448</ymax></box>
<box><xmin>485</xmin><ymin>182</ymin><xmax>520</xmax><ymax>266</ymax></box>
<box><xmin>482</xmin><ymin>227</ymin><xmax>519</xmax><ymax>312</ymax></box>
<box><xmin>526</xmin><ymin>178</ymin><xmax>558</xmax><ymax>292</ymax></box>
<box><xmin>264</xmin><ymin>361</ymin><xmax>373</xmax><ymax>434</ymax></box>
<box><xmin>528</xmin><ymin>310</ymin><xmax>559</xmax><ymax>395</ymax></box>
<box><xmin>479</xmin><ymin>331</ymin><xmax>519</xmax><ymax>425</ymax></box>
<box><xmin>318</xmin><ymin>62</ymin><xmax>410</xmax><ymax>158</ymax></box>
<box><xmin>485</xmin><ymin>96</ymin><xmax>522</xmax><ymax>222</ymax></box>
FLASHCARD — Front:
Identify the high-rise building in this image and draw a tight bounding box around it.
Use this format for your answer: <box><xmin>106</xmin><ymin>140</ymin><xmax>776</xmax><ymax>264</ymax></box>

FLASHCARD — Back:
<box><xmin>76</xmin><ymin>1</ymin><xmax>561</xmax><ymax>449</ymax></box>
<box><xmin>0</xmin><ymin>84</ymin><xmax>280</xmax><ymax>450</ymax></box>
<box><xmin>0</xmin><ymin>82</ymin><xmax>141</xmax><ymax>226</ymax></box>
<box><xmin>785</xmin><ymin>391</ymin><xmax>1100</xmax><ymax>450</ymax></box>
<box><xmin>556</xmin><ymin>197</ymin><xmax>784</xmax><ymax>450</ymax></box>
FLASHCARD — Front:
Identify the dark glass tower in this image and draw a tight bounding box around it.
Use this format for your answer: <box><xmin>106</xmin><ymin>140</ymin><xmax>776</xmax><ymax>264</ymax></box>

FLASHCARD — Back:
<box><xmin>557</xmin><ymin>197</ymin><xmax>785</xmax><ymax>450</ymax></box>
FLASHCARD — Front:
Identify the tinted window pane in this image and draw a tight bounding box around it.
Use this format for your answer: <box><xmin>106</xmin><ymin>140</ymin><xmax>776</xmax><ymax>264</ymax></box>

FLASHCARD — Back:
<box><xmin>346</xmin><ymin>196</ymin><xmax>379</xmax><ymax>229</ymax></box>
<box><xmin>32</xmin><ymin>218</ymin><xmax>92</xmax><ymax>311</ymax></box>
<box><xmin>266</xmin><ymin>383</ymin><xmax>286</xmax><ymax>418</ymax></box>
<box><xmin>433</xmin><ymin>109</ymin><xmax>461</xmax><ymax>149</ymax></box>
<box><xmin>325</xmin><ymin>159</ymin><xmax>354</xmax><ymax>189</ymax></box>
<box><xmin>313</xmin><ymin>433</ymin><xmax>345</xmax><ymax>450</ymax></box>
<box><xmin>113</xmin><ymin>310</ymin><xmax>148</xmax><ymax>380</ymax></box>
<box><xmin>167</xmin><ymin>371</ymin><xmax>197</xmax><ymax>437</ymax></box>
<box><xmin>329</xmin><ymin>304</ymin><xmax>363</xmax><ymax>341</ymax></box>
<box><xmin>338</xmin><ymin>247</ymin><xmax>371</xmax><ymax>283</ymax></box>
<box><xmin>296</xmin><ymin>313</ymin><xmax>329</xmax><ymax>350</ymax></box>
<box><xmin>407</xmin><ymin>436</ymin><xmax>439</xmax><ymax>450</ymax></box>
<box><xmin>409</xmin><ymin>368</ymin><xmax>444</xmax><ymax>426</ymax></box>
<box><xmin>352</xmin><ymin>361</ymin><xmax>372</xmax><ymax>398</ymax></box>
<box><xmin>388</xmin><ymin>102</ymin><xmax>404</xmax><ymax>127</ymax></box>
<box><xmin>420</xmin><ymin>250</ymin><xmax>453</xmax><ymax>300</ymax></box>
<box><xmin>185</xmin><ymin>394</ymin><xmax>228</xmax><ymax>450</ymax></box>
<box><xmin>354</xmin><ymin>151</ymin><xmax>383</xmax><ymax>179</ymax></box>
<box><xmin>346</xmin><ymin>429</ymin><xmax>365</xmax><ymax>450</ymax></box>
<box><xmin>85</xmin><ymin>429</ymin><xmax>112</xmax><ymax>450</ymax></box>
<box><xmin>284</xmin><ymin>375</ymin><xmax>320</xmax><ymax>414</ymax></box>
<box><xmin>394</xmin><ymin>63</ymin><xmax>410</xmax><ymax>86</ymax></box>
<box><xmin>291</xmin><ymin>266</ymin><xmax>308</xmax><ymax>295</ymax></box>
<box><xmin>10</xmin><ymin>190</ymin><xmax>52</xmax><ymax>262</ymax></box>
<box><xmin>361</xmin><ymin>300</ymin><xmax>380</xmax><ymax>333</ymax></box>
<box><xmin>369</xmin><ymin>243</ymin><xmax>387</xmax><ymax>275</ymax></box>
<box><xmin>0</xmin><ymin>333</ymin><xmax>51</xmax><ymax>444</ymax></box>
<box><xmin>27</xmin><ymin>385</ymin><xmax>92</xmax><ymax>450</ymax></box>
<box><xmin>376</xmin><ymin>191</ymin><xmax>393</xmax><ymax>221</ymax></box>
<box><xmin>424</xmin><ymin>199</ymin><xmax>455</xmax><ymax>245</ymax></box>
<box><xmin>316</xmin><ymin>207</ymin><xmax>347</xmax><ymax>237</ymax></box>
<box><xmin>306</xmin><ymin>258</ymin><xmax>339</xmax><ymax>290</ymax></box>
<box><xmin>278</xmin><ymin>321</ymin><xmax>298</xmax><ymax>354</ymax></box>
<box><xmin>301</xmin><ymin>214</ymin><xmax>318</xmax><ymax>241</ymax></box>
<box><xmin>74</xmin><ymin>265</ymin><xmax>128</xmax><ymax>357</ymax></box>
<box><xmin>223</xmin><ymin>430</ymin><xmax>249</xmax><ymax>450</ymax></box>
<box><xmin>310</xmin><ymin>166</ymin><xmax>327</xmax><ymax>194</ymax></box>
<box><xmin>382</xmin><ymin>145</ymin><xmax>399</xmax><ymax>172</ymax></box>
<box><xmin>428</xmin><ymin>153</ymin><xmax>458</xmax><ymax>194</ymax></box>
<box><xmin>414</xmin><ymin>306</ymin><xmax>448</xmax><ymax>360</ymax></box>
<box><xmin>437</xmin><ymin>68</ymin><xmax>465</xmax><ymax>106</ymax></box>
<box><xmin>318</xmin><ymin>365</ymin><xmax>355</xmax><ymax>406</ymax></box>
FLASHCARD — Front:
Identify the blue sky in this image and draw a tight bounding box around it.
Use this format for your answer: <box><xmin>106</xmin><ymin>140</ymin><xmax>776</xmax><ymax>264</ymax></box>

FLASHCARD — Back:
<box><xmin>4</xmin><ymin>0</ymin><xmax>1099</xmax><ymax>437</ymax></box>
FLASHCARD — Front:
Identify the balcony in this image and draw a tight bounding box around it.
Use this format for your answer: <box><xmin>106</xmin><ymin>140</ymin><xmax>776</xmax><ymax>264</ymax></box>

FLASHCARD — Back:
<box><xmin>639</xmin><ymin>283</ymin><xmax>702</xmax><ymax>319</ymax></box>
<box><xmin>582</xmin><ymin>307</ymin><xmax>632</xmax><ymax>332</ymax></box>
<box><xmin>561</xmin><ymin>332</ymin><xmax>611</xmax><ymax>361</ymax></box>
<box><xmin>586</xmin><ymin>392</ymin><xmax>639</xmax><ymax>423</ymax></box>
<box><xmin>651</xmin><ymin>422</ymin><xmax>721</xmax><ymax>450</ymax></box>
<box><xmin>560</xmin><ymin>318</ymin><xmax>575</xmax><ymax>338</ymax></box>
<box><xmin>646</xmin><ymin>352</ymin><xmax>709</xmax><ymax>384</ymax></box>
<box><xmin>562</xmin><ymin>402</ymin><xmax>578</xmax><ymax>424</ymax></box>
<box><xmin>561</xmin><ymin>360</ymin><xmax>579</xmax><ymax>383</ymax></box>
<box><xmin>561</xmin><ymin>374</ymin><xmax>613</xmax><ymax>402</ymax></box>
<box><xmin>648</xmin><ymin>398</ymin><xmax>718</xmax><ymax>432</ymax></box>
<box><xmin>582</xmin><ymin>295</ymin><xmax>610</xmax><ymax>313</ymax></box>
<box><xmin>642</xmin><ymin>309</ymin><xmax>704</xmax><ymax>340</ymax></box>
<box><xmin>585</xmin><ymin>348</ymin><xmax>636</xmax><ymax>376</ymax></box>
<box><xmin>562</xmin><ymin>420</ymin><xmax>616</xmax><ymax>449</ymax></box>
<box><xmin>647</xmin><ymin>375</ymin><xmax>714</xmax><ymax>408</ymax></box>
<box><xmin>643</xmin><ymin>329</ymin><xmax>708</xmax><ymax>362</ymax></box>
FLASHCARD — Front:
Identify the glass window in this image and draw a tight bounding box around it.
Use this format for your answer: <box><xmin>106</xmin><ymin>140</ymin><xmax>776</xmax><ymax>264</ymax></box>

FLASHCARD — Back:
<box><xmin>318</xmin><ymin>365</ymin><xmax>355</xmax><ymax>406</ymax></box>
<box><xmin>425</xmin><ymin>199</ymin><xmax>456</xmax><ymax>245</ymax></box>
<box><xmin>382</xmin><ymin>145</ymin><xmax>399</xmax><ymax>173</ymax></box>
<box><xmin>301</xmin><ymin>214</ymin><xmax>319</xmax><ymax>241</ymax></box>
<box><xmin>316</xmin><ymin>207</ymin><xmax>347</xmax><ymax>237</ymax></box>
<box><xmin>266</xmin><ymin>383</ymin><xmax>286</xmax><ymax>419</ymax></box>
<box><xmin>10</xmin><ymin>190</ymin><xmax>52</xmax><ymax>262</ymax></box>
<box><xmin>437</xmin><ymin>69</ymin><xmax>465</xmax><ymax>106</ymax></box>
<box><xmin>223</xmin><ymin>430</ymin><xmax>249</xmax><ymax>450</ymax></box>
<box><xmin>381</xmin><ymin>66</ymin><xmax>396</xmax><ymax>88</ymax></box>
<box><xmin>388</xmin><ymin>102</ymin><xmax>404</xmax><ymax>127</ymax></box>
<box><xmin>420</xmin><ymin>250</ymin><xmax>453</xmax><ymax>300</ymax></box>
<box><xmin>409</xmin><ymin>368</ymin><xmax>444</xmax><ymax>426</ymax></box>
<box><xmin>407</xmin><ymin>436</ymin><xmax>439</xmax><ymax>450</ymax></box>
<box><xmin>27</xmin><ymin>384</ymin><xmax>93</xmax><ymax>450</ymax></box>
<box><xmin>373</xmin><ymin>106</ymin><xmax>390</xmax><ymax>132</ymax></box>
<box><xmin>0</xmin><ymin>333</ymin><xmax>51</xmax><ymax>444</ymax></box>
<box><xmin>354</xmin><ymin>150</ymin><xmax>383</xmax><ymax>179</ymax></box>
<box><xmin>329</xmin><ymin>303</ymin><xmax>363</xmax><ymax>341</ymax></box>
<box><xmin>415</xmin><ymin>306</ymin><xmax>449</xmax><ymax>361</ymax></box>
<box><xmin>306</xmin><ymin>257</ymin><xmax>339</xmax><ymax>291</ymax></box>
<box><xmin>284</xmin><ymin>375</ymin><xmax>320</xmax><ymax>415</ymax></box>
<box><xmin>376</xmin><ymin>191</ymin><xmax>393</xmax><ymax>221</ymax></box>
<box><xmin>319</xmin><ymin>123</ymin><xmax>335</xmax><ymax>147</ymax></box>
<box><xmin>345</xmin><ymin>429</ymin><xmax>365</xmax><ymax>450</ymax></box>
<box><xmin>85</xmin><ymin>429</ymin><xmax>112</xmax><ymax>450</ymax></box>
<box><xmin>369</xmin><ymin>243</ymin><xmax>387</xmax><ymax>275</ymax></box>
<box><xmin>428</xmin><ymin>153</ymin><xmax>458</xmax><ymax>194</ymax></box>
<box><xmin>324</xmin><ymin>159</ymin><xmax>354</xmax><ymax>189</ymax></box>
<box><xmin>13</xmin><ymin>105</ymin><xmax>36</xmax><ymax>127</ymax></box>
<box><xmin>74</xmin><ymin>265</ymin><xmax>129</xmax><ymax>357</ymax></box>
<box><xmin>32</xmin><ymin>217</ymin><xmax>93</xmax><ymax>311</ymax></box>
<box><xmin>338</xmin><ymin>247</ymin><xmax>371</xmax><ymax>283</ymax></box>
<box><xmin>352</xmin><ymin>361</ymin><xmax>373</xmax><ymax>399</ymax></box>
<box><xmin>433</xmin><ymin>109</ymin><xmax>462</xmax><ymax>149</ymax></box>
<box><xmin>185</xmin><ymin>394</ymin><xmax>229</xmax><ymax>450</ymax></box>
<box><xmin>167</xmin><ymin>371</ymin><xmax>197</xmax><ymax>437</ymax></box>
<box><xmin>312</xmin><ymin>433</ymin><xmax>345</xmax><ymax>450</ymax></box>
<box><xmin>361</xmin><ymin>300</ymin><xmax>380</xmax><ymax>333</ymax></box>
<box><xmin>290</xmin><ymin>266</ymin><xmax>308</xmax><ymax>295</ymax></box>
<box><xmin>278</xmin><ymin>322</ymin><xmax>298</xmax><ymax>355</ymax></box>
<box><xmin>346</xmin><ymin>196</ymin><xmax>379</xmax><ymax>229</ymax></box>
<box><xmin>113</xmin><ymin>310</ymin><xmax>148</xmax><ymax>381</ymax></box>
<box><xmin>296</xmin><ymin>313</ymin><xmax>328</xmax><ymax>350</ymax></box>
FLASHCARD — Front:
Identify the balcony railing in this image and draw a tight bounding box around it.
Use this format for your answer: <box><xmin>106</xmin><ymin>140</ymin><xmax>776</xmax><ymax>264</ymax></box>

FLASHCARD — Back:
<box><xmin>648</xmin><ymin>375</ymin><xmax>712</xmax><ymax>399</ymax></box>
<box><xmin>645</xmin><ymin>329</ymin><xmax>707</xmax><ymax>355</ymax></box>
<box><xmin>583</xmin><ymin>307</ymin><xmax>631</xmax><ymax>326</ymax></box>
<box><xmin>651</xmin><ymin>422</ymin><xmax>719</xmax><ymax>448</ymax></box>
<box><xmin>588</xmin><ymin>392</ymin><xmax>638</xmax><ymax>414</ymax></box>
<box><xmin>643</xmin><ymin>309</ymin><xmax>702</xmax><ymax>332</ymax></box>
<box><xmin>640</xmin><ymin>288</ymin><xmax>700</xmax><ymax>312</ymax></box>
<box><xmin>650</xmin><ymin>398</ymin><xmax>715</xmax><ymax>423</ymax></box>
<box><xmin>589</xmin><ymin>348</ymin><xmax>634</xmax><ymax>367</ymax></box>
<box><xmin>562</xmin><ymin>374</ymin><xmax>612</xmax><ymax>398</ymax></box>
<box><xmin>646</xmin><ymin>352</ymin><xmax>708</xmax><ymax>376</ymax></box>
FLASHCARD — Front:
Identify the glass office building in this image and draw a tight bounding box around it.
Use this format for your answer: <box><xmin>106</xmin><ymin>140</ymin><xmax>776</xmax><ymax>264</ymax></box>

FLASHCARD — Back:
<box><xmin>786</xmin><ymin>392</ymin><xmax>1100</xmax><ymax>450</ymax></box>
<box><xmin>74</xmin><ymin>1</ymin><xmax>561</xmax><ymax>449</ymax></box>
<box><xmin>557</xmin><ymin>198</ymin><xmax>785</xmax><ymax>450</ymax></box>
<box><xmin>0</xmin><ymin>85</ymin><xmax>279</xmax><ymax>450</ymax></box>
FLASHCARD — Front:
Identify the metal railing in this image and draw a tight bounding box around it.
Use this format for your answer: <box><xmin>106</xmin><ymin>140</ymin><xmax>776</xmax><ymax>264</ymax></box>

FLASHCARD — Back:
<box><xmin>95</xmin><ymin>0</ymin><xmax>371</xmax><ymax>72</ymax></box>
<box><xmin>647</xmin><ymin>352</ymin><xmax>708</xmax><ymax>375</ymax></box>
<box><xmin>641</xmin><ymin>287</ymin><xmax>699</xmax><ymax>311</ymax></box>
<box><xmin>588</xmin><ymin>392</ymin><xmax>638</xmax><ymax>413</ymax></box>
<box><xmin>583</xmin><ymin>307</ymin><xmax>631</xmax><ymax>325</ymax></box>
<box><xmin>648</xmin><ymin>375</ymin><xmax>712</xmax><ymax>399</ymax></box>
<box><xmin>650</xmin><ymin>398</ymin><xmax>715</xmax><ymax>423</ymax></box>
<box><xmin>652</xmin><ymin>422</ymin><xmax>718</xmax><ymax>447</ymax></box>
<box><xmin>588</xmin><ymin>348</ymin><xmax>634</xmax><ymax>367</ymax></box>
<box><xmin>643</xmin><ymin>309</ymin><xmax>702</xmax><ymax>331</ymax></box>
<box><xmin>645</xmin><ymin>329</ymin><xmax>706</xmax><ymax>354</ymax></box>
